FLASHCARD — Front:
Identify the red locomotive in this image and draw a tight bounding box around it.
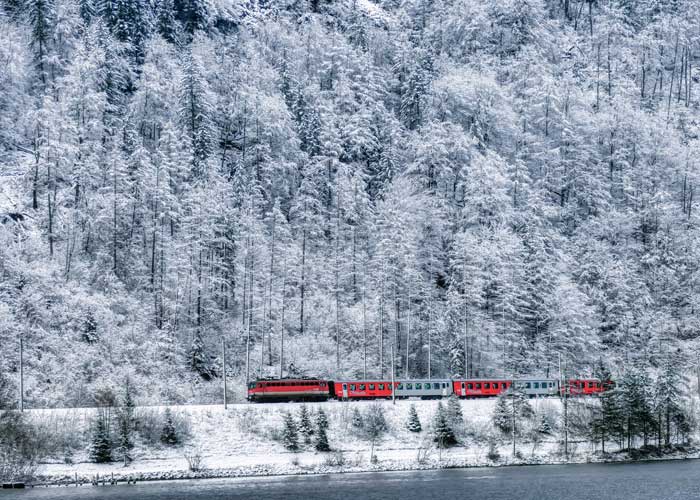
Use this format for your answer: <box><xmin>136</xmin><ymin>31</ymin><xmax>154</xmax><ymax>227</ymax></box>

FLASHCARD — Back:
<box><xmin>247</xmin><ymin>378</ymin><xmax>333</xmax><ymax>402</ymax></box>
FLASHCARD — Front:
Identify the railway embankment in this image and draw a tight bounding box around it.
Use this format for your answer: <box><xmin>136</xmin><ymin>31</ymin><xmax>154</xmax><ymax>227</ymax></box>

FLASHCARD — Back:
<box><xmin>7</xmin><ymin>399</ymin><xmax>698</xmax><ymax>486</ymax></box>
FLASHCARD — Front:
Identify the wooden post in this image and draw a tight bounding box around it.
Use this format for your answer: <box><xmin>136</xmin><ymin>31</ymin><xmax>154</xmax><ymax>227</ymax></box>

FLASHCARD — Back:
<box><xmin>19</xmin><ymin>336</ymin><xmax>24</xmax><ymax>412</ymax></box>
<box><xmin>222</xmin><ymin>337</ymin><xmax>228</xmax><ymax>410</ymax></box>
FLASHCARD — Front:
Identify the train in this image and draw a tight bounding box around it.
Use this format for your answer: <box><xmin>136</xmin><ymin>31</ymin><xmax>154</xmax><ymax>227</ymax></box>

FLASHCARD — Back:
<box><xmin>246</xmin><ymin>376</ymin><xmax>610</xmax><ymax>402</ymax></box>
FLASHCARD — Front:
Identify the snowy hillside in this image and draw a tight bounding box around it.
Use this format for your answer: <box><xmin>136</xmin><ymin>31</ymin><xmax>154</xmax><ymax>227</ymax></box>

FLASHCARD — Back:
<box><xmin>1</xmin><ymin>0</ymin><xmax>700</xmax><ymax>411</ymax></box>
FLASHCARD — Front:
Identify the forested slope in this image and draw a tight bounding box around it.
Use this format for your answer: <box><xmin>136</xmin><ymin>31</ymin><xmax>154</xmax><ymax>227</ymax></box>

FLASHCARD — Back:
<box><xmin>1</xmin><ymin>0</ymin><xmax>699</xmax><ymax>406</ymax></box>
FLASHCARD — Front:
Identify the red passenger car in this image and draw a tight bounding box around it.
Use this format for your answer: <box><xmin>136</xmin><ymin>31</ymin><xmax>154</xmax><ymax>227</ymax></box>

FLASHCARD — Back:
<box><xmin>564</xmin><ymin>379</ymin><xmax>607</xmax><ymax>396</ymax></box>
<box><xmin>247</xmin><ymin>378</ymin><xmax>332</xmax><ymax>402</ymax></box>
<box><xmin>453</xmin><ymin>379</ymin><xmax>512</xmax><ymax>398</ymax></box>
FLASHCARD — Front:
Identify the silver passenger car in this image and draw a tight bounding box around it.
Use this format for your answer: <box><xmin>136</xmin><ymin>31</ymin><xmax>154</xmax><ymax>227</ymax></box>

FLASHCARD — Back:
<box><xmin>394</xmin><ymin>379</ymin><xmax>453</xmax><ymax>399</ymax></box>
<box><xmin>514</xmin><ymin>379</ymin><xmax>558</xmax><ymax>397</ymax></box>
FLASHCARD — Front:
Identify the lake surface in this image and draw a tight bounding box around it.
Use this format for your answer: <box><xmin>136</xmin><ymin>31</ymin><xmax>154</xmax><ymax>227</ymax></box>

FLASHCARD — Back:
<box><xmin>3</xmin><ymin>460</ymin><xmax>700</xmax><ymax>499</ymax></box>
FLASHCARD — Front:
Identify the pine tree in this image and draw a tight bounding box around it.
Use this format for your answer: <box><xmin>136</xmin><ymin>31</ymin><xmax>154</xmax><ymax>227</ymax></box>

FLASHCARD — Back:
<box><xmin>492</xmin><ymin>395</ymin><xmax>511</xmax><ymax>434</ymax></box>
<box><xmin>89</xmin><ymin>416</ymin><xmax>113</xmax><ymax>463</ymax></box>
<box><xmin>160</xmin><ymin>408</ymin><xmax>179</xmax><ymax>446</ymax></box>
<box><xmin>156</xmin><ymin>0</ymin><xmax>177</xmax><ymax>43</ymax></box>
<box><xmin>188</xmin><ymin>332</ymin><xmax>215</xmax><ymax>380</ymax></box>
<box><xmin>316</xmin><ymin>408</ymin><xmax>329</xmax><ymax>433</ymax></box>
<box><xmin>592</xmin><ymin>363</ymin><xmax>623</xmax><ymax>453</ymax></box>
<box><xmin>656</xmin><ymin>349</ymin><xmax>689</xmax><ymax>446</ymax></box>
<box><xmin>446</xmin><ymin>395</ymin><xmax>463</xmax><ymax>427</ymax></box>
<box><xmin>282</xmin><ymin>411</ymin><xmax>299</xmax><ymax>451</ymax></box>
<box><xmin>177</xmin><ymin>52</ymin><xmax>213</xmax><ymax>178</ymax></box>
<box><xmin>351</xmin><ymin>407</ymin><xmax>364</xmax><ymax>430</ymax></box>
<box><xmin>315</xmin><ymin>424</ymin><xmax>330</xmax><ymax>452</ymax></box>
<box><xmin>116</xmin><ymin>379</ymin><xmax>135</xmax><ymax>465</ymax></box>
<box><xmin>432</xmin><ymin>402</ymin><xmax>457</xmax><ymax>447</ymax></box>
<box><xmin>406</xmin><ymin>404</ymin><xmax>422</xmax><ymax>433</ymax></box>
<box><xmin>297</xmin><ymin>405</ymin><xmax>313</xmax><ymax>443</ymax></box>
<box><xmin>26</xmin><ymin>0</ymin><xmax>54</xmax><ymax>85</ymax></box>
<box><xmin>537</xmin><ymin>413</ymin><xmax>552</xmax><ymax>435</ymax></box>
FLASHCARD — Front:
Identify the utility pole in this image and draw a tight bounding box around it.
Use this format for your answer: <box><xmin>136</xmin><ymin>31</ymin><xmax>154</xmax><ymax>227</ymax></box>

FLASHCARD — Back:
<box><xmin>511</xmin><ymin>378</ymin><xmax>516</xmax><ymax>457</ymax></box>
<box><xmin>405</xmin><ymin>284</ymin><xmax>411</xmax><ymax>379</ymax></box>
<box><xmin>563</xmin><ymin>355</ymin><xmax>569</xmax><ymax>460</ymax></box>
<box><xmin>19</xmin><ymin>336</ymin><xmax>24</xmax><ymax>412</ymax></box>
<box><xmin>222</xmin><ymin>337</ymin><xmax>228</xmax><ymax>410</ymax></box>
<box><xmin>391</xmin><ymin>343</ymin><xmax>396</xmax><ymax>405</ymax></box>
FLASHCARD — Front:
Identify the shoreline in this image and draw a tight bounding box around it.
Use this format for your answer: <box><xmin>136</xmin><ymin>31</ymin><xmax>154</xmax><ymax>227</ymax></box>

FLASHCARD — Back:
<box><xmin>31</xmin><ymin>448</ymin><xmax>700</xmax><ymax>488</ymax></box>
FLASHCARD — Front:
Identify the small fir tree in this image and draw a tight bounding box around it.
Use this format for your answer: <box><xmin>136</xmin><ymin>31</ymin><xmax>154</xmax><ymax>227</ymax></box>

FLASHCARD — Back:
<box><xmin>432</xmin><ymin>402</ymin><xmax>457</xmax><ymax>448</ymax></box>
<box><xmin>282</xmin><ymin>411</ymin><xmax>299</xmax><ymax>451</ymax></box>
<box><xmin>537</xmin><ymin>413</ymin><xmax>552</xmax><ymax>435</ymax></box>
<box><xmin>89</xmin><ymin>416</ymin><xmax>113</xmax><ymax>463</ymax></box>
<box><xmin>406</xmin><ymin>404</ymin><xmax>422</xmax><ymax>433</ymax></box>
<box><xmin>351</xmin><ymin>407</ymin><xmax>364</xmax><ymax>430</ymax></box>
<box><xmin>316</xmin><ymin>408</ymin><xmax>329</xmax><ymax>433</ymax></box>
<box><xmin>492</xmin><ymin>395</ymin><xmax>511</xmax><ymax>434</ymax></box>
<box><xmin>298</xmin><ymin>405</ymin><xmax>313</xmax><ymax>443</ymax></box>
<box><xmin>160</xmin><ymin>408</ymin><xmax>179</xmax><ymax>446</ymax></box>
<box><xmin>447</xmin><ymin>395</ymin><xmax>463</xmax><ymax>426</ymax></box>
<box><xmin>315</xmin><ymin>424</ymin><xmax>331</xmax><ymax>452</ymax></box>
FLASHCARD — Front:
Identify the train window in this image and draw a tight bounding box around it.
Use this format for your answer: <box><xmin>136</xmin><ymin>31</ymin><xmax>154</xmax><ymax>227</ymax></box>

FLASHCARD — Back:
<box><xmin>442</xmin><ymin>383</ymin><xmax>447</xmax><ymax>388</ymax></box>
<box><xmin>369</xmin><ymin>384</ymin><xmax>375</xmax><ymax>390</ymax></box>
<box><xmin>397</xmin><ymin>383</ymin><xmax>403</xmax><ymax>390</ymax></box>
<box><xmin>407</xmin><ymin>383</ymin><xmax>413</xmax><ymax>390</ymax></box>
<box><xmin>415</xmin><ymin>383</ymin><xmax>422</xmax><ymax>390</ymax></box>
<box><xmin>549</xmin><ymin>382</ymin><xmax>554</xmax><ymax>388</ymax></box>
<box><xmin>467</xmin><ymin>383</ymin><xmax>473</xmax><ymax>390</ymax></box>
<box><xmin>475</xmin><ymin>383</ymin><xmax>481</xmax><ymax>389</ymax></box>
<box><xmin>501</xmin><ymin>383</ymin><xmax>507</xmax><ymax>389</ymax></box>
<box><xmin>534</xmin><ymin>382</ymin><xmax>539</xmax><ymax>389</ymax></box>
<box><xmin>484</xmin><ymin>383</ymin><xmax>490</xmax><ymax>389</ymax></box>
<box><xmin>350</xmin><ymin>384</ymin><xmax>355</xmax><ymax>391</ymax></box>
<box><xmin>359</xmin><ymin>384</ymin><xmax>366</xmax><ymax>390</ymax></box>
<box><xmin>433</xmin><ymin>383</ymin><xmax>439</xmax><ymax>390</ymax></box>
<box><xmin>525</xmin><ymin>383</ymin><xmax>531</xmax><ymax>389</ymax></box>
<box><xmin>378</xmin><ymin>384</ymin><xmax>384</xmax><ymax>390</ymax></box>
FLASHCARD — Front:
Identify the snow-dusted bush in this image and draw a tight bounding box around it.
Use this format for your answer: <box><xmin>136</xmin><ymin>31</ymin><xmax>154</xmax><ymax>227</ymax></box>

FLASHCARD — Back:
<box><xmin>137</xmin><ymin>408</ymin><xmax>191</xmax><ymax>447</ymax></box>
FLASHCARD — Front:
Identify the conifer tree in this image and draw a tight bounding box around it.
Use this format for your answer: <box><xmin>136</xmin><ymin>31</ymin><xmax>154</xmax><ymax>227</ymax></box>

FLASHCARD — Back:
<box><xmin>656</xmin><ymin>349</ymin><xmax>688</xmax><ymax>446</ymax></box>
<box><xmin>116</xmin><ymin>379</ymin><xmax>135</xmax><ymax>465</ymax></box>
<box><xmin>156</xmin><ymin>0</ymin><xmax>177</xmax><ymax>43</ymax></box>
<box><xmin>351</xmin><ymin>407</ymin><xmax>364</xmax><ymax>430</ymax></box>
<box><xmin>188</xmin><ymin>332</ymin><xmax>215</xmax><ymax>380</ymax></box>
<box><xmin>432</xmin><ymin>402</ymin><xmax>457</xmax><ymax>448</ymax></box>
<box><xmin>89</xmin><ymin>416</ymin><xmax>113</xmax><ymax>463</ymax></box>
<box><xmin>161</xmin><ymin>408</ymin><xmax>179</xmax><ymax>446</ymax></box>
<box><xmin>446</xmin><ymin>395</ymin><xmax>463</xmax><ymax>427</ymax></box>
<box><xmin>315</xmin><ymin>424</ymin><xmax>330</xmax><ymax>452</ymax></box>
<box><xmin>282</xmin><ymin>411</ymin><xmax>299</xmax><ymax>451</ymax></box>
<box><xmin>406</xmin><ymin>404</ymin><xmax>422</xmax><ymax>433</ymax></box>
<box><xmin>297</xmin><ymin>405</ymin><xmax>313</xmax><ymax>443</ymax></box>
<box><xmin>178</xmin><ymin>52</ymin><xmax>213</xmax><ymax>178</ymax></box>
<box><xmin>492</xmin><ymin>395</ymin><xmax>512</xmax><ymax>434</ymax></box>
<box><xmin>537</xmin><ymin>413</ymin><xmax>553</xmax><ymax>435</ymax></box>
<box><xmin>316</xmin><ymin>407</ymin><xmax>330</xmax><ymax>433</ymax></box>
<box><xmin>26</xmin><ymin>0</ymin><xmax>54</xmax><ymax>85</ymax></box>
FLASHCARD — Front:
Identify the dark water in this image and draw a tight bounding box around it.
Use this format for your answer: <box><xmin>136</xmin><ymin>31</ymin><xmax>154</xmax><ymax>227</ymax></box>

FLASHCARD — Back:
<box><xmin>3</xmin><ymin>460</ymin><xmax>700</xmax><ymax>500</ymax></box>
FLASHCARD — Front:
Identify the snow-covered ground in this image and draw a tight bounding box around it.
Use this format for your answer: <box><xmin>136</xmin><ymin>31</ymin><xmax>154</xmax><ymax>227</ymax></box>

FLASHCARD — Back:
<box><xmin>23</xmin><ymin>398</ymin><xmax>700</xmax><ymax>485</ymax></box>
<box><xmin>15</xmin><ymin>398</ymin><xmax>592</xmax><ymax>484</ymax></box>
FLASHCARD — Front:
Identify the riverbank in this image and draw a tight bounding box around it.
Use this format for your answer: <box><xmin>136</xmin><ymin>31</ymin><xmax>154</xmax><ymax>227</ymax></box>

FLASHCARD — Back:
<box><xmin>16</xmin><ymin>399</ymin><xmax>699</xmax><ymax>486</ymax></box>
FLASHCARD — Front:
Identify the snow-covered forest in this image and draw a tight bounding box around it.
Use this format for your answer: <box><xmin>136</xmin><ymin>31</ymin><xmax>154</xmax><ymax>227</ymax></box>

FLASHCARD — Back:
<box><xmin>1</xmin><ymin>0</ymin><xmax>700</xmax><ymax>407</ymax></box>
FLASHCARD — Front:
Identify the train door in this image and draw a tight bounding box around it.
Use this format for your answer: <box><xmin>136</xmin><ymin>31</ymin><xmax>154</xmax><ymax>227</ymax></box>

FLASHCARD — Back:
<box><xmin>460</xmin><ymin>382</ymin><xmax>466</xmax><ymax>397</ymax></box>
<box><xmin>342</xmin><ymin>383</ymin><xmax>348</xmax><ymax>400</ymax></box>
